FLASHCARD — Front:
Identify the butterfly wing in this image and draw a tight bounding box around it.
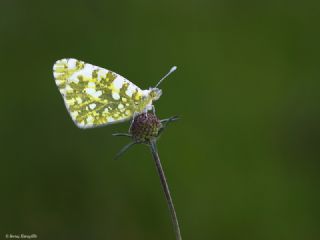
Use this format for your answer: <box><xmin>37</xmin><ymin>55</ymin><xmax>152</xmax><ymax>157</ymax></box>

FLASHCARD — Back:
<box><xmin>53</xmin><ymin>58</ymin><xmax>145</xmax><ymax>128</ymax></box>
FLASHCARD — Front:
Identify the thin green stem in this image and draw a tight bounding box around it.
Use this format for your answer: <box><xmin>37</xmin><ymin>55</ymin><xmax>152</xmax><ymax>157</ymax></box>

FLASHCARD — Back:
<box><xmin>150</xmin><ymin>140</ymin><xmax>182</xmax><ymax>240</ymax></box>
<box><xmin>158</xmin><ymin>116</ymin><xmax>179</xmax><ymax>136</ymax></box>
<box><xmin>112</xmin><ymin>133</ymin><xmax>132</xmax><ymax>137</ymax></box>
<box><xmin>113</xmin><ymin>141</ymin><xmax>137</xmax><ymax>160</ymax></box>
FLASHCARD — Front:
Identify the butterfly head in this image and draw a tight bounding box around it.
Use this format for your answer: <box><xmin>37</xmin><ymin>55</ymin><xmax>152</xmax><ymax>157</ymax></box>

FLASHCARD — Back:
<box><xmin>149</xmin><ymin>87</ymin><xmax>162</xmax><ymax>101</ymax></box>
<box><xmin>144</xmin><ymin>66</ymin><xmax>177</xmax><ymax>104</ymax></box>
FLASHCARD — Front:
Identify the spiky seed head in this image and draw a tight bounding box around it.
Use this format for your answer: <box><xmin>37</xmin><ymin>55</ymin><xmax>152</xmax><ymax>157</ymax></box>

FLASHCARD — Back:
<box><xmin>130</xmin><ymin>113</ymin><xmax>162</xmax><ymax>143</ymax></box>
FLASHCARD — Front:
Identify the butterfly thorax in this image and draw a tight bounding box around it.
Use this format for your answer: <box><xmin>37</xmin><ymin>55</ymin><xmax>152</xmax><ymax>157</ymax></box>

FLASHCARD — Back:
<box><xmin>137</xmin><ymin>88</ymin><xmax>162</xmax><ymax>112</ymax></box>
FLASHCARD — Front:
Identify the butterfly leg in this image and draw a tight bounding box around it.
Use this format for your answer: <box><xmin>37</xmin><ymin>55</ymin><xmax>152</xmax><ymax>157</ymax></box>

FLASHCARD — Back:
<box><xmin>142</xmin><ymin>105</ymin><xmax>154</xmax><ymax>119</ymax></box>
<box><xmin>151</xmin><ymin>105</ymin><xmax>156</xmax><ymax>114</ymax></box>
<box><xmin>129</xmin><ymin>111</ymin><xmax>139</xmax><ymax>133</ymax></box>
<box><xmin>141</xmin><ymin>107</ymin><xmax>150</xmax><ymax>119</ymax></box>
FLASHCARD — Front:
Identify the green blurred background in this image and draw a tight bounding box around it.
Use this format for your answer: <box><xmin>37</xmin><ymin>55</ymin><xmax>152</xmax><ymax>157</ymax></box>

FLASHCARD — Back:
<box><xmin>1</xmin><ymin>0</ymin><xmax>319</xmax><ymax>239</ymax></box>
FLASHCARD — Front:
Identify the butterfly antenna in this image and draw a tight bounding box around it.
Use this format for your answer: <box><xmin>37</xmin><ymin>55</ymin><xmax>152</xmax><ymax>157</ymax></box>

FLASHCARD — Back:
<box><xmin>155</xmin><ymin>66</ymin><xmax>177</xmax><ymax>88</ymax></box>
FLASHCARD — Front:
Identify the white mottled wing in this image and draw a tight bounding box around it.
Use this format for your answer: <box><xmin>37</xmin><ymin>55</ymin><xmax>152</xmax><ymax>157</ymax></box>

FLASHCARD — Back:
<box><xmin>53</xmin><ymin>58</ymin><xmax>145</xmax><ymax>128</ymax></box>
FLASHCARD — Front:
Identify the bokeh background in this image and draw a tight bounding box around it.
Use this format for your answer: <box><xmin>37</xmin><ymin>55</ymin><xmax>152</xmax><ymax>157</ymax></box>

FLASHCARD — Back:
<box><xmin>1</xmin><ymin>1</ymin><xmax>319</xmax><ymax>239</ymax></box>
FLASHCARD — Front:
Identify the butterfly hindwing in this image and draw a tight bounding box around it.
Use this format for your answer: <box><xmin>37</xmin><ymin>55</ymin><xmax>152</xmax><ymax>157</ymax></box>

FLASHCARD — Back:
<box><xmin>53</xmin><ymin>58</ymin><xmax>145</xmax><ymax>128</ymax></box>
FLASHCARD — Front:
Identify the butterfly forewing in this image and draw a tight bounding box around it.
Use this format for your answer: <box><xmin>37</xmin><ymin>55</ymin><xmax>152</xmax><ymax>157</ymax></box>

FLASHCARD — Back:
<box><xmin>53</xmin><ymin>58</ymin><xmax>145</xmax><ymax>128</ymax></box>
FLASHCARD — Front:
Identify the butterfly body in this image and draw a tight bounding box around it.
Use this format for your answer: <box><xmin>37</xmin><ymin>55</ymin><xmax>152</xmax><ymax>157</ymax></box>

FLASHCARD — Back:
<box><xmin>53</xmin><ymin>58</ymin><xmax>162</xmax><ymax>128</ymax></box>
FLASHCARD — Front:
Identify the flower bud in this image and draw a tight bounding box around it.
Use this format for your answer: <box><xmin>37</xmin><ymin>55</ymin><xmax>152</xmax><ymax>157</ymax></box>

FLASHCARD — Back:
<box><xmin>130</xmin><ymin>113</ymin><xmax>162</xmax><ymax>143</ymax></box>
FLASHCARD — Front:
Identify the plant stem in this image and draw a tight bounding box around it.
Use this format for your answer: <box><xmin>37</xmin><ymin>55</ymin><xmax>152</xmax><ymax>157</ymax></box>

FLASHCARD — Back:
<box><xmin>150</xmin><ymin>140</ymin><xmax>182</xmax><ymax>240</ymax></box>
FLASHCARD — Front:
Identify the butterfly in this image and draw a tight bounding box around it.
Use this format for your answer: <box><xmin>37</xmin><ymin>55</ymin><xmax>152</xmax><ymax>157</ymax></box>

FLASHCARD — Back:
<box><xmin>53</xmin><ymin>58</ymin><xmax>176</xmax><ymax>128</ymax></box>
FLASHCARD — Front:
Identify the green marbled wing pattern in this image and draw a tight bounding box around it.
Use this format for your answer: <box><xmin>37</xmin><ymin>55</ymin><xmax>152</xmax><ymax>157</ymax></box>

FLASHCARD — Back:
<box><xmin>53</xmin><ymin>58</ymin><xmax>151</xmax><ymax>128</ymax></box>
